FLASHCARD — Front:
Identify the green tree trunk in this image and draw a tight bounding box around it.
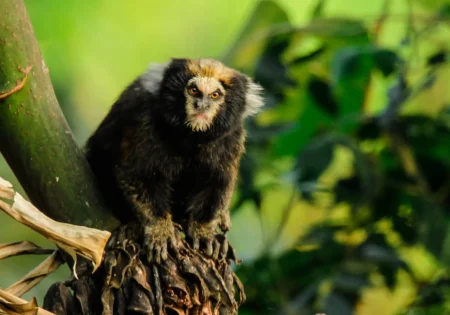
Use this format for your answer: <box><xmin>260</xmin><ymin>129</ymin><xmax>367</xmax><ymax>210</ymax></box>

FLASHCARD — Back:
<box><xmin>0</xmin><ymin>0</ymin><xmax>119</xmax><ymax>230</ymax></box>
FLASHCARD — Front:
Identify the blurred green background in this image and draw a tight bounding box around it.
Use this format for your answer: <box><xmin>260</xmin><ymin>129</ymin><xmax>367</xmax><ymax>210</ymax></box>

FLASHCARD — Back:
<box><xmin>2</xmin><ymin>0</ymin><xmax>450</xmax><ymax>314</ymax></box>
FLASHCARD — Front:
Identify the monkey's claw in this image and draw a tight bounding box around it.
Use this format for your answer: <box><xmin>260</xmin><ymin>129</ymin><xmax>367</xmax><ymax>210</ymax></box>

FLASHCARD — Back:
<box><xmin>188</xmin><ymin>222</ymin><xmax>230</xmax><ymax>260</ymax></box>
<box><xmin>142</xmin><ymin>221</ymin><xmax>177</xmax><ymax>264</ymax></box>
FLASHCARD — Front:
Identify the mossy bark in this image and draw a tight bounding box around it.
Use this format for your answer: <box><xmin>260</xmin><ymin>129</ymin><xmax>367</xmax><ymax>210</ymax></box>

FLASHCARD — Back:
<box><xmin>0</xmin><ymin>0</ymin><xmax>119</xmax><ymax>230</ymax></box>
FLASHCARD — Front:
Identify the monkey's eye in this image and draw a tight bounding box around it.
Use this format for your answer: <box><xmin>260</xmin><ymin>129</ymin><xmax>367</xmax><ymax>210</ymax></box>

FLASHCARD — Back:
<box><xmin>188</xmin><ymin>86</ymin><xmax>199</xmax><ymax>96</ymax></box>
<box><xmin>210</xmin><ymin>91</ymin><xmax>221</xmax><ymax>99</ymax></box>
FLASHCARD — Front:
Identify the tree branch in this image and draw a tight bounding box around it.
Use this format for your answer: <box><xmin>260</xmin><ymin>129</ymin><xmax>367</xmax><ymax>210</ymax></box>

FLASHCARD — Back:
<box><xmin>0</xmin><ymin>0</ymin><xmax>119</xmax><ymax>230</ymax></box>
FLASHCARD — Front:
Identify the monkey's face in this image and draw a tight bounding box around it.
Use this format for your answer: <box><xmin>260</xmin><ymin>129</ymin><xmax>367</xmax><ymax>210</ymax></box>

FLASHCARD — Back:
<box><xmin>155</xmin><ymin>58</ymin><xmax>264</xmax><ymax>136</ymax></box>
<box><xmin>184</xmin><ymin>76</ymin><xmax>226</xmax><ymax>132</ymax></box>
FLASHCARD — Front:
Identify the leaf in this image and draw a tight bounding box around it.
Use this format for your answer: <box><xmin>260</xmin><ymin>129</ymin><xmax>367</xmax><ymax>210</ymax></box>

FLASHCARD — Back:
<box><xmin>246</xmin><ymin>120</ymin><xmax>296</xmax><ymax>144</ymax></box>
<box><xmin>310</xmin><ymin>0</ymin><xmax>327</xmax><ymax>19</ymax></box>
<box><xmin>307</xmin><ymin>76</ymin><xmax>339</xmax><ymax>117</ymax></box>
<box><xmin>333</xmin><ymin>176</ymin><xmax>364</xmax><ymax>205</ymax></box>
<box><xmin>251</xmin><ymin>31</ymin><xmax>297</xmax><ymax>115</ymax></box>
<box><xmin>333</xmin><ymin>272</ymin><xmax>371</xmax><ymax>293</ymax></box>
<box><xmin>299</xmin><ymin>224</ymin><xmax>346</xmax><ymax>247</ymax></box>
<box><xmin>294</xmin><ymin>133</ymin><xmax>375</xmax><ymax>206</ymax></box>
<box><xmin>331</xmin><ymin>45</ymin><xmax>401</xmax><ymax>127</ymax></box>
<box><xmin>300</xmin><ymin>17</ymin><xmax>368</xmax><ymax>40</ymax></box>
<box><xmin>289</xmin><ymin>46</ymin><xmax>326</xmax><ymax>66</ymax></box>
<box><xmin>323</xmin><ymin>293</ymin><xmax>353</xmax><ymax>315</ymax></box>
<box><xmin>438</xmin><ymin>3</ymin><xmax>450</xmax><ymax>17</ymax></box>
<box><xmin>356</xmin><ymin>117</ymin><xmax>382</xmax><ymax>140</ymax></box>
<box><xmin>279</xmin><ymin>282</ymin><xmax>319</xmax><ymax>315</ymax></box>
<box><xmin>355</xmin><ymin>233</ymin><xmax>410</xmax><ymax>289</ymax></box>
<box><xmin>427</xmin><ymin>51</ymin><xmax>447</xmax><ymax>66</ymax></box>
<box><xmin>372</xmin><ymin>49</ymin><xmax>400</xmax><ymax>77</ymax></box>
<box><xmin>400</xmin><ymin>115</ymin><xmax>450</xmax><ymax>163</ymax></box>
<box><xmin>254</xmin><ymin>33</ymin><xmax>297</xmax><ymax>91</ymax></box>
<box><xmin>0</xmin><ymin>177</ymin><xmax>14</xmax><ymax>199</ymax></box>
<box><xmin>0</xmin><ymin>241</ymin><xmax>54</xmax><ymax>260</ymax></box>
<box><xmin>294</xmin><ymin>134</ymin><xmax>336</xmax><ymax>199</ymax></box>
<box><xmin>233</xmin><ymin>152</ymin><xmax>262</xmax><ymax>212</ymax></box>
<box><xmin>6</xmin><ymin>251</ymin><xmax>64</xmax><ymax>297</ymax></box>
<box><xmin>273</xmin><ymin>100</ymin><xmax>334</xmax><ymax>157</ymax></box>
<box><xmin>0</xmin><ymin>288</ymin><xmax>54</xmax><ymax>315</ymax></box>
<box><xmin>413</xmin><ymin>0</ymin><xmax>450</xmax><ymax>10</ymax></box>
<box><xmin>411</xmin><ymin>196</ymin><xmax>450</xmax><ymax>263</ymax></box>
<box><xmin>0</xmin><ymin>176</ymin><xmax>111</xmax><ymax>278</ymax></box>
<box><xmin>253</xmin><ymin>32</ymin><xmax>297</xmax><ymax>111</ymax></box>
<box><xmin>415</xmin><ymin>278</ymin><xmax>450</xmax><ymax>308</ymax></box>
<box><xmin>222</xmin><ymin>0</ymin><xmax>290</xmax><ymax>73</ymax></box>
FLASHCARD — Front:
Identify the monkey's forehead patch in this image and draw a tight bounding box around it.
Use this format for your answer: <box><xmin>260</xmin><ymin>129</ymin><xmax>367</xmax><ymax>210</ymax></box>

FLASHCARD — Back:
<box><xmin>187</xmin><ymin>58</ymin><xmax>237</xmax><ymax>85</ymax></box>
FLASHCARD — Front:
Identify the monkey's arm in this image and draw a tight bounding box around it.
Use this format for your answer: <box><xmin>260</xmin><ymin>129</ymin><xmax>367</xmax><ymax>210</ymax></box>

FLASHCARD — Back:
<box><xmin>185</xmin><ymin>167</ymin><xmax>236</xmax><ymax>259</ymax></box>
<box><xmin>115</xmin><ymin>165</ymin><xmax>177</xmax><ymax>263</ymax></box>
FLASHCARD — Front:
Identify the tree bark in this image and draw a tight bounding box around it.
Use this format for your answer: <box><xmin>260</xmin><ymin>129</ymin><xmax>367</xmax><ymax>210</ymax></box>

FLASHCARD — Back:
<box><xmin>0</xmin><ymin>0</ymin><xmax>119</xmax><ymax>230</ymax></box>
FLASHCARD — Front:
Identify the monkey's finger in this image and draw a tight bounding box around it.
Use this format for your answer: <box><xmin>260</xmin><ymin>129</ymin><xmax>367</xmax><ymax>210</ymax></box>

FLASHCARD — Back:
<box><xmin>169</xmin><ymin>236</ymin><xmax>178</xmax><ymax>250</ymax></box>
<box><xmin>212</xmin><ymin>239</ymin><xmax>221</xmax><ymax>260</ymax></box>
<box><xmin>154</xmin><ymin>245</ymin><xmax>162</xmax><ymax>264</ymax></box>
<box><xmin>147</xmin><ymin>250</ymin><xmax>153</xmax><ymax>263</ymax></box>
<box><xmin>206</xmin><ymin>239</ymin><xmax>213</xmax><ymax>257</ymax></box>
<box><xmin>161</xmin><ymin>243</ymin><xmax>168</xmax><ymax>261</ymax></box>
<box><xmin>146</xmin><ymin>242</ymin><xmax>155</xmax><ymax>263</ymax></box>
<box><xmin>193</xmin><ymin>237</ymin><xmax>200</xmax><ymax>251</ymax></box>
<box><xmin>220</xmin><ymin>238</ymin><xmax>229</xmax><ymax>260</ymax></box>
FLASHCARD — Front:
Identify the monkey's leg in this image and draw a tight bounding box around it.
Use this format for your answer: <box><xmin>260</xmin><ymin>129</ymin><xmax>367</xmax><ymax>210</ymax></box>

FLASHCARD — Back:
<box><xmin>185</xmin><ymin>173</ymin><xmax>235</xmax><ymax>260</ymax></box>
<box><xmin>117</xmin><ymin>169</ymin><xmax>177</xmax><ymax>264</ymax></box>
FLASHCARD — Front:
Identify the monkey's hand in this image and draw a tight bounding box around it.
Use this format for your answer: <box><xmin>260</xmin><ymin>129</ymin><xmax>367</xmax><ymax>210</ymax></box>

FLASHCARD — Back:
<box><xmin>142</xmin><ymin>216</ymin><xmax>177</xmax><ymax>264</ymax></box>
<box><xmin>187</xmin><ymin>219</ymin><xmax>229</xmax><ymax>260</ymax></box>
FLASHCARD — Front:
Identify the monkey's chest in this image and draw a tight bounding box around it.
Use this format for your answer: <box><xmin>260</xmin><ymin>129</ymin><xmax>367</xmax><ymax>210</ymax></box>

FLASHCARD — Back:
<box><xmin>168</xmin><ymin>161</ymin><xmax>214</xmax><ymax>217</ymax></box>
<box><xmin>157</xmin><ymin>137</ymin><xmax>241</xmax><ymax>218</ymax></box>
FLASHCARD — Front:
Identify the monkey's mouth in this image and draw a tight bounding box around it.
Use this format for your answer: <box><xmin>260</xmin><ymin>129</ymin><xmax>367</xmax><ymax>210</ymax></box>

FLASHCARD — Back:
<box><xmin>192</xmin><ymin>112</ymin><xmax>207</xmax><ymax>120</ymax></box>
<box><xmin>186</xmin><ymin>110</ymin><xmax>215</xmax><ymax>132</ymax></box>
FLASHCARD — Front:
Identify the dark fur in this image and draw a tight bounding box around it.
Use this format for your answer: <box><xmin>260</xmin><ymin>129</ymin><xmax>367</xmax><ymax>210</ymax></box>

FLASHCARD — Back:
<box><xmin>85</xmin><ymin>58</ymin><xmax>252</xmax><ymax>235</ymax></box>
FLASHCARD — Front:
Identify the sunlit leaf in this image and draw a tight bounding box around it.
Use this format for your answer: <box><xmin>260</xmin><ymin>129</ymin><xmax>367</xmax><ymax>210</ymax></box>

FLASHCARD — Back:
<box><xmin>413</xmin><ymin>0</ymin><xmax>450</xmax><ymax>10</ymax></box>
<box><xmin>301</xmin><ymin>17</ymin><xmax>368</xmax><ymax>40</ymax></box>
<box><xmin>222</xmin><ymin>0</ymin><xmax>290</xmax><ymax>73</ymax></box>
<box><xmin>331</xmin><ymin>45</ymin><xmax>401</xmax><ymax>129</ymax></box>
<box><xmin>310</xmin><ymin>0</ymin><xmax>327</xmax><ymax>19</ymax></box>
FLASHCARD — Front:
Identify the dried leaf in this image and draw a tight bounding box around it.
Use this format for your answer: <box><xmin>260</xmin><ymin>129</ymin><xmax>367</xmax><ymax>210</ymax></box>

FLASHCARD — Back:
<box><xmin>6</xmin><ymin>251</ymin><xmax>64</xmax><ymax>297</ymax></box>
<box><xmin>0</xmin><ymin>289</ymin><xmax>54</xmax><ymax>315</ymax></box>
<box><xmin>0</xmin><ymin>176</ymin><xmax>111</xmax><ymax>277</ymax></box>
<box><xmin>0</xmin><ymin>178</ymin><xmax>13</xmax><ymax>199</ymax></box>
<box><xmin>0</xmin><ymin>242</ymin><xmax>53</xmax><ymax>260</ymax></box>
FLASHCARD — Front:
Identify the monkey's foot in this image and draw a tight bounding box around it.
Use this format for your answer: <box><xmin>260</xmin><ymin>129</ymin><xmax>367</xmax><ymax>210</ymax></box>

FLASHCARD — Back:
<box><xmin>187</xmin><ymin>220</ymin><xmax>229</xmax><ymax>260</ymax></box>
<box><xmin>142</xmin><ymin>217</ymin><xmax>177</xmax><ymax>264</ymax></box>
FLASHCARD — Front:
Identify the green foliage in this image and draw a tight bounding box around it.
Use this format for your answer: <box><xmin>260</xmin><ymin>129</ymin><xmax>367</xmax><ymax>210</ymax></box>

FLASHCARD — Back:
<box><xmin>222</xmin><ymin>1</ymin><xmax>450</xmax><ymax>314</ymax></box>
<box><xmin>2</xmin><ymin>0</ymin><xmax>450</xmax><ymax>313</ymax></box>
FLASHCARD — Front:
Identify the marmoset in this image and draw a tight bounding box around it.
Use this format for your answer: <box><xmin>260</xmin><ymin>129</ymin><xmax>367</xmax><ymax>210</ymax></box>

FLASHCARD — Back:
<box><xmin>85</xmin><ymin>58</ymin><xmax>264</xmax><ymax>263</ymax></box>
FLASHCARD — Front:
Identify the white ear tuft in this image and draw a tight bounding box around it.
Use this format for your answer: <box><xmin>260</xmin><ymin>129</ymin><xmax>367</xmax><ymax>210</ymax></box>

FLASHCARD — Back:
<box><xmin>244</xmin><ymin>79</ymin><xmax>265</xmax><ymax>117</ymax></box>
<box><xmin>139</xmin><ymin>62</ymin><xmax>169</xmax><ymax>94</ymax></box>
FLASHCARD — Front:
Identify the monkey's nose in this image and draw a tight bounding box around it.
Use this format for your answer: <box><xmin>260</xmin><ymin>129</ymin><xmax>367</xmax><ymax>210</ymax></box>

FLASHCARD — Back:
<box><xmin>194</xmin><ymin>100</ymin><xmax>209</xmax><ymax>110</ymax></box>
